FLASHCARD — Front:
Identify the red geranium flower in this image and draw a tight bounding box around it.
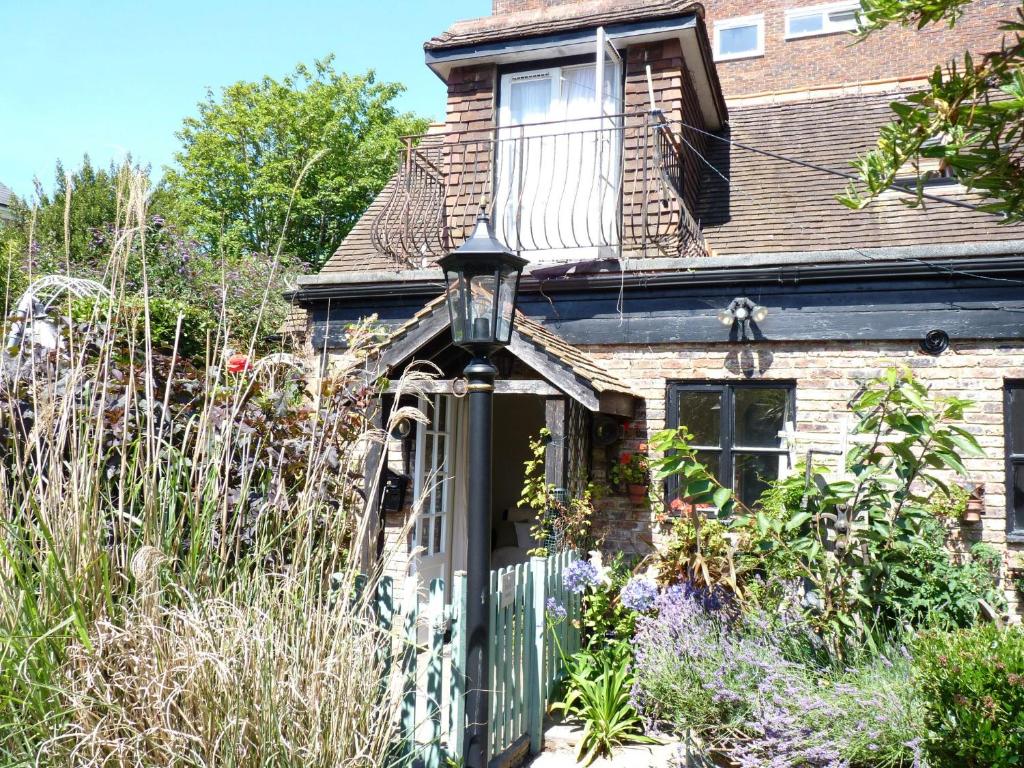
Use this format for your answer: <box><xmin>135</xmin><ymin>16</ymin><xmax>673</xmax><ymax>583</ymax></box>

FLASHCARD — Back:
<box><xmin>669</xmin><ymin>498</ymin><xmax>685</xmax><ymax>512</ymax></box>
<box><xmin>619</xmin><ymin>452</ymin><xmax>632</xmax><ymax>465</ymax></box>
<box><xmin>226</xmin><ymin>353</ymin><xmax>252</xmax><ymax>374</ymax></box>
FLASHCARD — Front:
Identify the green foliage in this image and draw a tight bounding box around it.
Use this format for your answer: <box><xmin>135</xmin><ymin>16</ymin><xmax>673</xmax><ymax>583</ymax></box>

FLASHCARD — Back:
<box><xmin>915</xmin><ymin>625</ymin><xmax>1024</xmax><ymax>767</ymax></box>
<box><xmin>878</xmin><ymin>517</ymin><xmax>1005</xmax><ymax>629</ymax></box>
<box><xmin>609</xmin><ymin>449</ymin><xmax>649</xmax><ymax>487</ymax></box>
<box><xmin>165</xmin><ymin>56</ymin><xmax>429</xmax><ymax>269</ymax></box>
<box><xmin>650</xmin><ymin>426</ymin><xmax>736</xmax><ymax>518</ymax></box>
<box><xmin>657</xmin><ymin>515</ymin><xmax>740</xmax><ymax>594</ymax></box>
<box><xmin>840</xmin><ymin>1</ymin><xmax>1024</xmax><ymax>221</ymax></box>
<box><xmin>652</xmin><ymin>368</ymin><xmax>994</xmax><ymax>649</ymax></box>
<box><xmin>579</xmin><ymin>554</ymin><xmax>637</xmax><ymax>648</ymax></box>
<box><xmin>519</xmin><ymin>428</ymin><xmax>598</xmax><ymax>556</ymax></box>
<box><xmin>551</xmin><ymin>648</ymin><xmax>656</xmax><ymax>766</ymax></box>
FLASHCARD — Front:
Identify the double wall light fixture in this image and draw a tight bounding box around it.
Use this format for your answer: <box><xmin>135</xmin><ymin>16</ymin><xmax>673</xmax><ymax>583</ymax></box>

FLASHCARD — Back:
<box><xmin>718</xmin><ymin>297</ymin><xmax>768</xmax><ymax>326</ymax></box>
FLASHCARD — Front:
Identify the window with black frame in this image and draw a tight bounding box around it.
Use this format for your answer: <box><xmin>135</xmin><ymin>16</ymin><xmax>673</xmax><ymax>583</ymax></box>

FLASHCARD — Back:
<box><xmin>1004</xmin><ymin>382</ymin><xmax>1024</xmax><ymax>538</ymax></box>
<box><xmin>666</xmin><ymin>382</ymin><xmax>795</xmax><ymax>509</ymax></box>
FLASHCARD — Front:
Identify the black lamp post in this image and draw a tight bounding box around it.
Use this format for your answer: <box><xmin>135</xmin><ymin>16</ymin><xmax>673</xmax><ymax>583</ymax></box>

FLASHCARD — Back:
<box><xmin>439</xmin><ymin>211</ymin><xmax>527</xmax><ymax>768</ymax></box>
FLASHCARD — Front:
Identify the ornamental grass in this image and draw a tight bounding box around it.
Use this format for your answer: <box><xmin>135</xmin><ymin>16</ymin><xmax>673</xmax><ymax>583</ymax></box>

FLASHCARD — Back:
<box><xmin>0</xmin><ymin>171</ymin><xmax>414</xmax><ymax>767</ymax></box>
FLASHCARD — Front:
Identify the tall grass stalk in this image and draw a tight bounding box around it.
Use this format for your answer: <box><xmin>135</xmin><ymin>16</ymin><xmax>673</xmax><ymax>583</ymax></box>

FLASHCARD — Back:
<box><xmin>0</xmin><ymin>170</ymin><xmax>409</xmax><ymax>766</ymax></box>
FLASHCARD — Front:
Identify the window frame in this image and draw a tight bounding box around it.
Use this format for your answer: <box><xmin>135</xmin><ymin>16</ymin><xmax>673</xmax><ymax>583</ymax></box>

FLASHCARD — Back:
<box><xmin>713</xmin><ymin>14</ymin><xmax>766</xmax><ymax>61</ymax></box>
<box><xmin>665</xmin><ymin>380</ymin><xmax>796</xmax><ymax>509</ymax></box>
<box><xmin>784</xmin><ymin>2</ymin><xmax>860</xmax><ymax>40</ymax></box>
<box><xmin>1004</xmin><ymin>381</ymin><xmax>1024</xmax><ymax>541</ymax></box>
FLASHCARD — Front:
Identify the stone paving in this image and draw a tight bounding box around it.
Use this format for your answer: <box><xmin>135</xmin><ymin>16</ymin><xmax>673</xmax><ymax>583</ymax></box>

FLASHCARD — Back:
<box><xmin>522</xmin><ymin>721</ymin><xmax>682</xmax><ymax>768</ymax></box>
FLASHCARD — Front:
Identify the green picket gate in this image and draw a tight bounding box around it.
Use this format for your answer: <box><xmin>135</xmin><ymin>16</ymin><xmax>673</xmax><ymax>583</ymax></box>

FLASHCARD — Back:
<box><xmin>371</xmin><ymin>550</ymin><xmax>581</xmax><ymax>766</ymax></box>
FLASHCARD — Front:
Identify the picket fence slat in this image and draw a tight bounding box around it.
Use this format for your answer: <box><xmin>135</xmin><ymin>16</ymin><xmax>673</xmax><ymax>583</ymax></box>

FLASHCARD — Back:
<box><xmin>379</xmin><ymin>550</ymin><xmax>581</xmax><ymax>764</ymax></box>
<box><xmin>424</xmin><ymin>578</ymin><xmax>444</xmax><ymax>768</ymax></box>
<box><xmin>448</xmin><ymin>571</ymin><xmax>467</xmax><ymax>764</ymax></box>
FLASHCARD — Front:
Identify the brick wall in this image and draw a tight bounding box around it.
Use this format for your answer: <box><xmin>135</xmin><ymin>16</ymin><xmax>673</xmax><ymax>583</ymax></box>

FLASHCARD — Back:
<box><xmin>706</xmin><ymin>0</ymin><xmax>1014</xmax><ymax>98</ymax></box>
<box><xmin>493</xmin><ymin>0</ymin><xmax>575</xmax><ymax>14</ymax></box>
<box><xmin>443</xmin><ymin>64</ymin><xmax>498</xmax><ymax>243</ymax></box>
<box><xmin>583</xmin><ymin>339</ymin><xmax>1024</xmax><ymax>616</ymax></box>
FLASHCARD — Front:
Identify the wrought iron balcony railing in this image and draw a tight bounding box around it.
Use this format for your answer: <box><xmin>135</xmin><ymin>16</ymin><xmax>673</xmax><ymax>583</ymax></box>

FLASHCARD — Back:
<box><xmin>370</xmin><ymin>112</ymin><xmax>708</xmax><ymax>267</ymax></box>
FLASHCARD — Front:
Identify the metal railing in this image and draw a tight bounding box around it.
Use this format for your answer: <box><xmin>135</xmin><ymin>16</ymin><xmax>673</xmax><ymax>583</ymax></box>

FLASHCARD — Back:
<box><xmin>370</xmin><ymin>112</ymin><xmax>708</xmax><ymax>266</ymax></box>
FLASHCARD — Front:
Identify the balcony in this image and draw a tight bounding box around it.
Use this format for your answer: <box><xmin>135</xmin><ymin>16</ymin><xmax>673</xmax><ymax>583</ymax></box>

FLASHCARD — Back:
<box><xmin>370</xmin><ymin>112</ymin><xmax>708</xmax><ymax>267</ymax></box>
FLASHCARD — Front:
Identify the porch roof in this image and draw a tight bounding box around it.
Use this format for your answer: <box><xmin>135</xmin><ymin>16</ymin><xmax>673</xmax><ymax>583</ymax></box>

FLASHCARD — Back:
<box><xmin>376</xmin><ymin>294</ymin><xmax>638</xmax><ymax>417</ymax></box>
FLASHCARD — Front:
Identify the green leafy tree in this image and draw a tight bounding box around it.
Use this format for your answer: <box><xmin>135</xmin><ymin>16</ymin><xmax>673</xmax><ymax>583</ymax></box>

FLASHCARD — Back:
<box><xmin>840</xmin><ymin>0</ymin><xmax>1024</xmax><ymax>220</ymax></box>
<box><xmin>165</xmin><ymin>57</ymin><xmax>429</xmax><ymax>269</ymax></box>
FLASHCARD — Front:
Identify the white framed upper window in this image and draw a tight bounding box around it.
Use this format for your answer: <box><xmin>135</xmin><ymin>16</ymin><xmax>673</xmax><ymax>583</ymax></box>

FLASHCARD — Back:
<box><xmin>785</xmin><ymin>2</ymin><xmax>860</xmax><ymax>39</ymax></box>
<box><xmin>713</xmin><ymin>15</ymin><xmax>765</xmax><ymax>61</ymax></box>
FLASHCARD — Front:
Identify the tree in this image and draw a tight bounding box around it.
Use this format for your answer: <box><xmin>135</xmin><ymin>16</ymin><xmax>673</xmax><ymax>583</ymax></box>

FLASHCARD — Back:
<box><xmin>164</xmin><ymin>57</ymin><xmax>429</xmax><ymax>270</ymax></box>
<box><xmin>839</xmin><ymin>0</ymin><xmax>1024</xmax><ymax>222</ymax></box>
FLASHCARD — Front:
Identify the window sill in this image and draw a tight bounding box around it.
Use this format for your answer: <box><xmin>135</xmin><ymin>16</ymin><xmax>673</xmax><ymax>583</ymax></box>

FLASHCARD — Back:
<box><xmin>1007</xmin><ymin>531</ymin><xmax>1024</xmax><ymax>544</ymax></box>
<box><xmin>713</xmin><ymin>51</ymin><xmax>765</xmax><ymax>63</ymax></box>
<box><xmin>784</xmin><ymin>29</ymin><xmax>856</xmax><ymax>41</ymax></box>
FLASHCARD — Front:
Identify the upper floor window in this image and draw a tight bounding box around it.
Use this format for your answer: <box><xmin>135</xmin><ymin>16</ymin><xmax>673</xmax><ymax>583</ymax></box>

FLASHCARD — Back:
<box><xmin>785</xmin><ymin>2</ymin><xmax>859</xmax><ymax>39</ymax></box>
<box><xmin>1005</xmin><ymin>382</ymin><xmax>1024</xmax><ymax>538</ymax></box>
<box><xmin>667</xmin><ymin>382</ymin><xmax>795</xmax><ymax>509</ymax></box>
<box><xmin>714</xmin><ymin>15</ymin><xmax>765</xmax><ymax>61</ymax></box>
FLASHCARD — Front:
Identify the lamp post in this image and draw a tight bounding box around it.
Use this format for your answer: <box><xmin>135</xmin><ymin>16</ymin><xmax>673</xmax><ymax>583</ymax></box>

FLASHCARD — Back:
<box><xmin>439</xmin><ymin>211</ymin><xmax>527</xmax><ymax>768</ymax></box>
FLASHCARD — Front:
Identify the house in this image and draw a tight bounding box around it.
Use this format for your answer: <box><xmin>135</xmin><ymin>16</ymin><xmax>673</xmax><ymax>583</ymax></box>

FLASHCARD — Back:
<box><xmin>0</xmin><ymin>181</ymin><xmax>14</xmax><ymax>223</ymax></box>
<box><xmin>289</xmin><ymin>0</ymin><xmax>1024</xmax><ymax>627</ymax></box>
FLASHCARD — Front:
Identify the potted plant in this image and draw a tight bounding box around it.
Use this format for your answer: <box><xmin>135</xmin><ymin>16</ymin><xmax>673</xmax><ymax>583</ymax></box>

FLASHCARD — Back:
<box><xmin>611</xmin><ymin>446</ymin><xmax>650</xmax><ymax>504</ymax></box>
<box><xmin>960</xmin><ymin>481</ymin><xmax>985</xmax><ymax>523</ymax></box>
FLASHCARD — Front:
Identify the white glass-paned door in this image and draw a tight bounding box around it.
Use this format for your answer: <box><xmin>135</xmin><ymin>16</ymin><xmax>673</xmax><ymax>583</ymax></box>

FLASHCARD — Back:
<box><xmin>411</xmin><ymin>394</ymin><xmax>453</xmax><ymax>586</ymax></box>
<box><xmin>494</xmin><ymin>60</ymin><xmax>622</xmax><ymax>258</ymax></box>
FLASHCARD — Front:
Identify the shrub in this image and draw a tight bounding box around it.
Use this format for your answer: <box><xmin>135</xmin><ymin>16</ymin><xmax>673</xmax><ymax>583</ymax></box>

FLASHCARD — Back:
<box><xmin>914</xmin><ymin>625</ymin><xmax>1024</xmax><ymax>768</ymax></box>
<box><xmin>632</xmin><ymin>586</ymin><xmax>926</xmax><ymax>767</ymax></box>
<box><xmin>878</xmin><ymin>517</ymin><xmax>1005</xmax><ymax>629</ymax></box>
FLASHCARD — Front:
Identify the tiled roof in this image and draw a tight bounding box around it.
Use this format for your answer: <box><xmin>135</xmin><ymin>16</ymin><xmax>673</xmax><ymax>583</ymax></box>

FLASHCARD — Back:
<box><xmin>318</xmin><ymin>88</ymin><xmax>1021</xmax><ymax>278</ymax></box>
<box><xmin>0</xmin><ymin>182</ymin><xmax>12</xmax><ymax>209</ymax></box>
<box><xmin>378</xmin><ymin>293</ymin><xmax>637</xmax><ymax>401</ymax></box>
<box><xmin>424</xmin><ymin>0</ymin><xmax>702</xmax><ymax>52</ymax></box>
<box><xmin>320</xmin><ymin>131</ymin><xmax>444</xmax><ymax>276</ymax></box>
<box><xmin>697</xmin><ymin>90</ymin><xmax>1023</xmax><ymax>254</ymax></box>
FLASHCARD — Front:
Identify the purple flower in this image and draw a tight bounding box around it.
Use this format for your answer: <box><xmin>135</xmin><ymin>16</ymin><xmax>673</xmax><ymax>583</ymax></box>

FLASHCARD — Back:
<box><xmin>620</xmin><ymin>576</ymin><xmax>658</xmax><ymax>613</ymax></box>
<box><xmin>562</xmin><ymin>559</ymin><xmax>599</xmax><ymax>594</ymax></box>
<box><xmin>545</xmin><ymin>597</ymin><xmax>567</xmax><ymax>621</ymax></box>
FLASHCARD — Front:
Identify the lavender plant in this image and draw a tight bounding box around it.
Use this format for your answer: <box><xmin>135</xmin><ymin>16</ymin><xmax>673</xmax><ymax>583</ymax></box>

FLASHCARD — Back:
<box><xmin>631</xmin><ymin>586</ymin><xmax>926</xmax><ymax>767</ymax></box>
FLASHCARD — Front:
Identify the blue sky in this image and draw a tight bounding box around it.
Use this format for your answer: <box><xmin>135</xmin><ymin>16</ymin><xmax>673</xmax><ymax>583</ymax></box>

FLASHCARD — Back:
<box><xmin>0</xmin><ymin>0</ymin><xmax>489</xmax><ymax>199</ymax></box>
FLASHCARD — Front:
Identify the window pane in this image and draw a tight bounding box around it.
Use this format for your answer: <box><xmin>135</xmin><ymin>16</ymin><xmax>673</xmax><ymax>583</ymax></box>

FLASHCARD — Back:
<box><xmin>421</xmin><ymin>517</ymin><xmax>432</xmax><ymax>551</ymax></box>
<box><xmin>696</xmin><ymin>450</ymin><xmax>723</xmax><ymax>485</ymax></box>
<box><xmin>828</xmin><ymin>8</ymin><xmax>858</xmax><ymax>29</ymax></box>
<box><xmin>719</xmin><ymin>24</ymin><xmax>759</xmax><ymax>55</ymax></box>
<box><xmin>677</xmin><ymin>390</ymin><xmax>722</xmax><ymax>446</ymax></box>
<box><xmin>1010</xmin><ymin>386</ymin><xmax>1024</xmax><ymax>453</ymax></box>
<box><xmin>789</xmin><ymin>12</ymin><xmax>823</xmax><ymax>35</ymax></box>
<box><xmin>734</xmin><ymin>453</ymin><xmax>780</xmax><ymax>508</ymax></box>
<box><xmin>433</xmin><ymin>514</ymin><xmax>444</xmax><ymax>554</ymax></box>
<box><xmin>735</xmin><ymin>387</ymin><xmax>790</xmax><ymax>448</ymax></box>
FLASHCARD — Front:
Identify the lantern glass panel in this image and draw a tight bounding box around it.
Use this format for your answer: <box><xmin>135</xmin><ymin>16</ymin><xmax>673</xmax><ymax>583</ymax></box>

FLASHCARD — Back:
<box><xmin>443</xmin><ymin>268</ymin><xmax>469</xmax><ymax>345</ymax></box>
<box><xmin>495</xmin><ymin>266</ymin><xmax>519</xmax><ymax>344</ymax></box>
<box><xmin>467</xmin><ymin>271</ymin><xmax>498</xmax><ymax>344</ymax></box>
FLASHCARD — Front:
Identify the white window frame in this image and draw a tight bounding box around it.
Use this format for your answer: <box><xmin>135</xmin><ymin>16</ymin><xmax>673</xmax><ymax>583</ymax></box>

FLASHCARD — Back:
<box><xmin>784</xmin><ymin>2</ymin><xmax>860</xmax><ymax>40</ymax></box>
<box><xmin>713</xmin><ymin>14</ymin><xmax>765</xmax><ymax>61</ymax></box>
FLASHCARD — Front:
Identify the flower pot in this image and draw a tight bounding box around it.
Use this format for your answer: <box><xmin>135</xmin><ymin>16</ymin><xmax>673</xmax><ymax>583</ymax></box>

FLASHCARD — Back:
<box><xmin>627</xmin><ymin>483</ymin><xmax>648</xmax><ymax>504</ymax></box>
<box><xmin>961</xmin><ymin>508</ymin><xmax>982</xmax><ymax>523</ymax></box>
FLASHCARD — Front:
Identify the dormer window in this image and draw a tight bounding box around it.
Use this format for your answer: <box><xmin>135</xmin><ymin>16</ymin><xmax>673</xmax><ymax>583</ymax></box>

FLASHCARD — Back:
<box><xmin>493</xmin><ymin>57</ymin><xmax>623</xmax><ymax>259</ymax></box>
<box><xmin>785</xmin><ymin>2</ymin><xmax>859</xmax><ymax>39</ymax></box>
<box><xmin>714</xmin><ymin>15</ymin><xmax>765</xmax><ymax>61</ymax></box>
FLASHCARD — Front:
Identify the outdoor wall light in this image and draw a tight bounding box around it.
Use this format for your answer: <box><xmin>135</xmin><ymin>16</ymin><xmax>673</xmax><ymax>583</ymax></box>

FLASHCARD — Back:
<box><xmin>718</xmin><ymin>297</ymin><xmax>768</xmax><ymax>326</ymax></box>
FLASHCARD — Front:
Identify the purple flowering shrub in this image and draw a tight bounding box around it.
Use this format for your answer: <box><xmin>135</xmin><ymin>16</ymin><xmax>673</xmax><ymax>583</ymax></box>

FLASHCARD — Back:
<box><xmin>619</xmin><ymin>576</ymin><xmax>658</xmax><ymax>613</ymax></box>
<box><xmin>632</xmin><ymin>586</ymin><xmax>926</xmax><ymax>767</ymax></box>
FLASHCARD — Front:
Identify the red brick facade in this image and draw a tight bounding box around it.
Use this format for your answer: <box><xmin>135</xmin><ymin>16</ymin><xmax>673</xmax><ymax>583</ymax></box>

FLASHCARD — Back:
<box><xmin>708</xmin><ymin>0</ymin><xmax>1014</xmax><ymax>97</ymax></box>
<box><xmin>490</xmin><ymin>0</ymin><xmax>1016</xmax><ymax>98</ymax></box>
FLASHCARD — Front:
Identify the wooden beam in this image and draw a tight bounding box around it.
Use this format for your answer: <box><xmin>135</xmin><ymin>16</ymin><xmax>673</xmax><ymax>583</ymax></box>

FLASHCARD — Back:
<box><xmin>545</xmin><ymin>398</ymin><xmax>568</xmax><ymax>490</ymax></box>
<box><xmin>382</xmin><ymin>379</ymin><xmax>562</xmax><ymax>396</ymax></box>
<box><xmin>508</xmin><ymin>335</ymin><xmax>602</xmax><ymax>412</ymax></box>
